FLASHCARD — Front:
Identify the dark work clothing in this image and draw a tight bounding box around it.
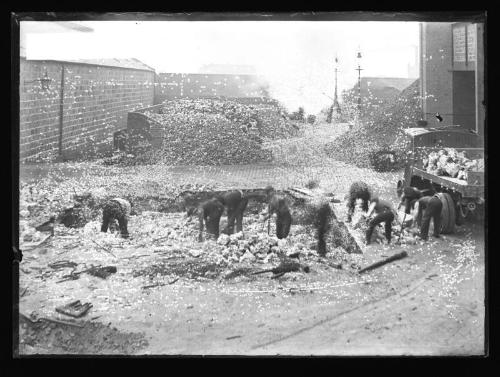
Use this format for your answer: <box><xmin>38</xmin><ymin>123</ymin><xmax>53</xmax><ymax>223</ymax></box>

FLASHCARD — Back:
<box><xmin>101</xmin><ymin>199</ymin><xmax>129</xmax><ymax>238</ymax></box>
<box><xmin>276</xmin><ymin>209</ymin><xmax>292</xmax><ymax>239</ymax></box>
<box><xmin>401</xmin><ymin>187</ymin><xmax>423</xmax><ymax>214</ymax></box>
<box><xmin>366</xmin><ymin>211</ymin><xmax>395</xmax><ymax>244</ymax></box>
<box><xmin>403</xmin><ymin>198</ymin><xmax>419</xmax><ymax>215</ymax></box>
<box><xmin>198</xmin><ymin>198</ymin><xmax>225</xmax><ymax>241</ymax></box>
<box><xmin>372</xmin><ymin>198</ymin><xmax>395</xmax><ymax>215</ymax></box>
<box><xmin>366</xmin><ymin>197</ymin><xmax>396</xmax><ymax>244</ymax></box>
<box><xmin>226</xmin><ymin>196</ymin><xmax>248</xmax><ymax>234</ymax></box>
<box><xmin>204</xmin><ymin>200</ymin><xmax>224</xmax><ymax>237</ymax></box>
<box><xmin>267</xmin><ymin>193</ymin><xmax>292</xmax><ymax>239</ymax></box>
<box><xmin>346</xmin><ymin>181</ymin><xmax>371</xmax><ymax>223</ymax></box>
<box><xmin>416</xmin><ymin>195</ymin><xmax>443</xmax><ymax>240</ymax></box>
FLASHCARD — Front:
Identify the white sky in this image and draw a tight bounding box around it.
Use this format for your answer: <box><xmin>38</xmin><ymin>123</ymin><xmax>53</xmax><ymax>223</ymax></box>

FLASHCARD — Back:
<box><xmin>23</xmin><ymin>21</ymin><xmax>419</xmax><ymax>113</ymax></box>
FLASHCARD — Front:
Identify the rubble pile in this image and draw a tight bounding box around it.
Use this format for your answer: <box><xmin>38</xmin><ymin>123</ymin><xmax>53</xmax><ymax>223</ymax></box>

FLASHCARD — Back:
<box><xmin>158</xmin><ymin>99</ymin><xmax>300</xmax><ymax>140</ymax></box>
<box><xmin>423</xmin><ymin>148</ymin><xmax>484</xmax><ymax>181</ymax></box>
<box><xmin>350</xmin><ymin>209</ymin><xmax>421</xmax><ymax>246</ymax></box>
<box><xmin>350</xmin><ymin>212</ymin><xmax>387</xmax><ymax>245</ymax></box>
<box><xmin>152</xmin><ymin>112</ymin><xmax>271</xmax><ymax>165</ymax></box>
<box><xmin>19</xmin><ymin>317</ymin><xmax>148</xmax><ymax>355</ymax></box>
<box><xmin>326</xmin><ymin>79</ymin><xmax>420</xmax><ymax>169</ymax></box>
<box><xmin>126</xmin><ymin>98</ymin><xmax>300</xmax><ymax>165</ymax></box>
<box><xmin>181</xmin><ymin>212</ymin><xmax>319</xmax><ymax>267</ymax></box>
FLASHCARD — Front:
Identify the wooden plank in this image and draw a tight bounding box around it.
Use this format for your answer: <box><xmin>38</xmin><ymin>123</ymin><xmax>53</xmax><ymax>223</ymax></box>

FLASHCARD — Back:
<box><xmin>289</xmin><ymin>187</ymin><xmax>314</xmax><ymax>197</ymax></box>
<box><xmin>467</xmin><ymin>171</ymin><xmax>484</xmax><ymax>186</ymax></box>
<box><xmin>358</xmin><ymin>251</ymin><xmax>408</xmax><ymax>274</ymax></box>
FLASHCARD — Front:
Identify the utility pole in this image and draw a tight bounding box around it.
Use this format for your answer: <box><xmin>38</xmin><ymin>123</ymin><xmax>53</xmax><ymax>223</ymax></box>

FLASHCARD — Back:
<box><xmin>327</xmin><ymin>55</ymin><xmax>341</xmax><ymax>124</ymax></box>
<box><xmin>334</xmin><ymin>55</ymin><xmax>341</xmax><ymax>114</ymax></box>
<box><xmin>356</xmin><ymin>48</ymin><xmax>363</xmax><ymax>112</ymax></box>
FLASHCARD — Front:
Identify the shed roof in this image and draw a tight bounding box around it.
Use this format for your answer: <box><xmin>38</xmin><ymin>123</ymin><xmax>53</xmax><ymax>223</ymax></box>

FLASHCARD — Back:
<box><xmin>28</xmin><ymin>57</ymin><xmax>156</xmax><ymax>72</ymax></box>
<box><xmin>362</xmin><ymin>77</ymin><xmax>416</xmax><ymax>92</ymax></box>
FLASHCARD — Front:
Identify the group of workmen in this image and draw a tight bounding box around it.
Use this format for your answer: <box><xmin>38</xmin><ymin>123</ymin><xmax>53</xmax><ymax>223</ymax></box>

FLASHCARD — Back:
<box><xmin>346</xmin><ymin>181</ymin><xmax>443</xmax><ymax>245</ymax></box>
<box><xmin>100</xmin><ymin>180</ymin><xmax>444</xmax><ymax>249</ymax></box>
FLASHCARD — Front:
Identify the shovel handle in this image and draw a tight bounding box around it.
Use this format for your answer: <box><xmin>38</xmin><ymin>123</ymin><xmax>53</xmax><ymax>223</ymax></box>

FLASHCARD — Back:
<box><xmin>397</xmin><ymin>213</ymin><xmax>407</xmax><ymax>241</ymax></box>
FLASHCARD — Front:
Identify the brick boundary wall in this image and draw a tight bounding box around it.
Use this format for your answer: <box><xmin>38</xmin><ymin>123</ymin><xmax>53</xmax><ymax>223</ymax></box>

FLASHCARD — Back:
<box><xmin>154</xmin><ymin>73</ymin><xmax>270</xmax><ymax>104</ymax></box>
<box><xmin>19</xmin><ymin>59</ymin><xmax>155</xmax><ymax>162</ymax></box>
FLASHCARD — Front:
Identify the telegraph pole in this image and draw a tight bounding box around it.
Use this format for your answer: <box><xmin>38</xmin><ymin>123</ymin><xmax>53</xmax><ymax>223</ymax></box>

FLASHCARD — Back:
<box><xmin>327</xmin><ymin>55</ymin><xmax>341</xmax><ymax>124</ymax></box>
<box><xmin>356</xmin><ymin>49</ymin><xmax>363</xmax><ymax>111</ymax></box>
<box><xmin>334</xmin><ymin>55</ymin><xmax>340</xmax><ymax>114</ymax></box>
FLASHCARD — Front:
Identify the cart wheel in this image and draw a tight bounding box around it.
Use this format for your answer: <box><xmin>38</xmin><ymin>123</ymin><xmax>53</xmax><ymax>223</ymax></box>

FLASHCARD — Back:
<box><xmin>437</xmin><ymin>192</ymin><xmax>456</xmax><ymax>234</ymax></box>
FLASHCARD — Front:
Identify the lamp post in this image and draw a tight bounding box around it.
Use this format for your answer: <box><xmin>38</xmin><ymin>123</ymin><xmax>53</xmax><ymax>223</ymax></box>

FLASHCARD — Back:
<box><xmin>355</xmin><ymin>49</ymin><xmax>363</xmax><ymax>111</ymax></box>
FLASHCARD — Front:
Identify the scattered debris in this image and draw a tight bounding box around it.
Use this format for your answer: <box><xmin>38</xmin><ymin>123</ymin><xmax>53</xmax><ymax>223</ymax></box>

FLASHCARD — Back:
<box><xmin>21</xmin><ymin>234</ymin><xmax>53</xmax><ymax>251</ymax></box>
<box><xmin>142</xmin><ymin>277</ymin><xmax>179</xmax><ymax>289</ymax></box>
<box><xmin>327</xmin><ymin>262</ymin><xmax>343</xmax><ymax>269</ymax></box>
<box><xmin>90</xmin><ymin>239</ymin><xmax>117</xmax><ymax>258</ymax></box>
<box><xmin>252</xmin><ymin>258</ymin><xmax>309</xmax><ymax>278</ymax></box>
<box><xmin>55</xmin><ymin>300</ymin><xmax>93</xmax><ymax>318</ymax></box>
<box><xmin>35</xmin><ymin>216</ymin><xmax>56</xmax><ymax>234</ymax></box>
<box><xmin>358</xmin><ymin>251</ymin><xmax>408</xmax><ymax>274</ymax></box>
<box><xmin>223</xmin><ymin>267</ymin><xmax>256</xmax><ymax>280</ymax></box>
<box><xmin>19</xmin><ymin>316</ymin><xmax>148</xmax><ymax>355</ymax></box>
<box><xmin>87</xmin><ymin>266</ymin><xmax>117</xmax><ymax>279</ymax></box>
<box><xmin>49</xmin><ymin>260</ymin><xmax>78</xmax><ymax>270</ymax></box>
<box><xmin>40</xmin><ymin>317</ymin><xmax>85</xmax><ymax>328</ymax></box>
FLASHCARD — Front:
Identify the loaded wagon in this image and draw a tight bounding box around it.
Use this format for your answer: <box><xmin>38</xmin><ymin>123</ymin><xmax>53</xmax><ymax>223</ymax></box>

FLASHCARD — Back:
<box><xmin>396</xmin><ymin>126</ymin><xmax>485</xmax><ymax>234</ymax></box>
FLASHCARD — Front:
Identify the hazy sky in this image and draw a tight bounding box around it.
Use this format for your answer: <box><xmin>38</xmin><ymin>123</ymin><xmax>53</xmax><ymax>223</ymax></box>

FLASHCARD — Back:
<box><xmin>23</xmin><ymin>21</ymin><xmax>419</xmax><ymax>113</ymax></box>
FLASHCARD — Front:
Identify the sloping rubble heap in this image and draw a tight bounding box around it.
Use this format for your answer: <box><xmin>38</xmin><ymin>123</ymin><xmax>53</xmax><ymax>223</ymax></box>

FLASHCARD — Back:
<box><xmin>326</xmin><ymin>79</ymin><xmax>421</xmax><ymax>169</ymax></box>
<box><xmin>134</xmin><ymin>98</ymin><xmax>300</xmax><ymax>165</ymax></box>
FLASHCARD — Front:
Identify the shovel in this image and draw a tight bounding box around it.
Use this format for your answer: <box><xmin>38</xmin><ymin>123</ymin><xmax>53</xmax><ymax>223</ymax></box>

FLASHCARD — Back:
<box><xmin>395</xmin><ymin>213</ymin><xmax>407</xmax><ymax>244</ymax></box>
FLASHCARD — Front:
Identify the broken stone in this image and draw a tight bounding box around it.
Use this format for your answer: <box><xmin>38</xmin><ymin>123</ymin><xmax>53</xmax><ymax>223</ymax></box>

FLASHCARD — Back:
<box><xmin>240</xmin><ymin>251</ymin><xmax>256</xmax><ymax>263</ymax></box>
<box><xmin>217</xmin><ymin>234</ymin><xmax>230</xmax><ymax>246</ymax></box>
<box><xmin>189</xmin><ymin>249</ymin><xmax>203</xmax><ymax>258</ymax></box>
<box><xmin>277</xmin><ymin>239</ymin><xmax>287</xmax><ymax>248</ymax></box>
<box><xmin>229</xmin><ymin>231</ymin><xmax>244</xmax><ymax>242</ymax></box>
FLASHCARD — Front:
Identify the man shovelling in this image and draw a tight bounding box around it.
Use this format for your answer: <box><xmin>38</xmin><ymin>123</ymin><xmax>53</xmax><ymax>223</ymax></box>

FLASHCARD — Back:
<box><xmin>398</xmin><ymin>187</ymin><xmax>443</xmax><ymax>241</ymax></box>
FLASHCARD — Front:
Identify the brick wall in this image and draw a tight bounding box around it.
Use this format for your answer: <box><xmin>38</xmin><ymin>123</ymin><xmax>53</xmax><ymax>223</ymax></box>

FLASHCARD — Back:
<box><xmin>19</xmin><ymin>59</ymin><xmax>155</xmax><ymax>162</ymax></box>
<box><xmin>20</xmin><ymin>60</ymin><xmax>62</xmax><ymax>161</ymax></box>
<box><xmin>155</xmin><ymin>73</ymin><xmax>269</xmax><ymax>104</ymax></box>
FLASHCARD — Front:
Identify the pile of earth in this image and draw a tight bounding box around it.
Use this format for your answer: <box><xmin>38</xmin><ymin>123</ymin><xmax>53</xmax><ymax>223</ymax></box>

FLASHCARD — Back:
<box><xmin>325</xmin><ymin>79</ymin><xmax>421</xmax><ymax>170</ymax></box>
<box><xmin>108</xmin><ymin>98</ymin><xmax>301</xmax><ymax>166</ymax></box>
<box><xmin>19</xmin><ymin>316</ymin><xmax>148</xmax><ymax>355</ymax></box>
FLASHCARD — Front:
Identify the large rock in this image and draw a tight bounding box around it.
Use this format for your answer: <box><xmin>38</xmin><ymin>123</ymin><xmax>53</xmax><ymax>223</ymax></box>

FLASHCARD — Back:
<box><xmin>240</xmin><ymin>251</ymin><xmax>256</xmax><ymax>263</ymax></box>
<box><xmin>217</xmin><ymin>234</ymin><xmax>231</xmax><ymax>246</ymax></box>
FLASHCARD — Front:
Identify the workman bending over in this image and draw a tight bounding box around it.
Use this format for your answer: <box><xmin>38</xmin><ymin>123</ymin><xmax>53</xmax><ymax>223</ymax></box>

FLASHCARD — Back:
<box><xmin>399</xmin><ymin>187</ymin><xmax>443</xmax><ymax>240</ymax></box>
<box><xmin>365</xmin><ymin>196</ymin><xmax>398</xmax><ymax>245</ymax></box>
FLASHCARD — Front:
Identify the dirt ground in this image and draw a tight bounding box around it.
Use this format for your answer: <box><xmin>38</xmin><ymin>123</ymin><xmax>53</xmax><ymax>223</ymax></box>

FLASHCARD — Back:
<box><xmin>16</xmin><ymin>122</ymin><xmax>485</xmax><ymax>356</ymax></box>
<box><xmin>17</xmin><ymin>205</ymin><xmax>485</xmax><ymax>356</ymax></box>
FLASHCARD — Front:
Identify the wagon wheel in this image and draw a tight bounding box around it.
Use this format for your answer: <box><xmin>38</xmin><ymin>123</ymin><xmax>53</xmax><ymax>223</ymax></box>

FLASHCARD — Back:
<box><xmin>436</xmin><ymin>192</ymin><xmax>456</xmax><ymax>234</ymax></box>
